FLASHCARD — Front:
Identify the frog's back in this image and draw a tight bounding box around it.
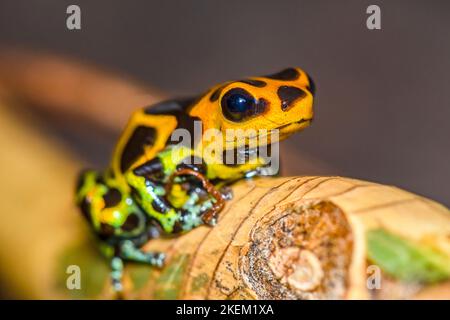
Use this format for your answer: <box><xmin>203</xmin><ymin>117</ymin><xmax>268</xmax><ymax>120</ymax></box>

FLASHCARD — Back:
<box><xmin>109</xmin><ymin>98</ymin><xmax>201</xmax><ymax>184</ymax></box>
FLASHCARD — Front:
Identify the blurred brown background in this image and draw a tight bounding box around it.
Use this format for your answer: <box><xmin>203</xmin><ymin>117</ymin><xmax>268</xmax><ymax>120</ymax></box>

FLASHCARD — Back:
<box><xmin>0</xmin><ymin>0</ymin><xmax>449</xmax><ymax>207</ymax></box>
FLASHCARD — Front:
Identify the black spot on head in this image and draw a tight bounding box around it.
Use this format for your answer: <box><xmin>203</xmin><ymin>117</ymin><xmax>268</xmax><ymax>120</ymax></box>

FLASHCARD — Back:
<box><xmin>120</xmin><ymin>126</ymin><xmax>156</xmax><ymax>173</ymax></box>
<box><xmin>102</xmin><ymin>188</ymin><xmax>122</xmax><ymax>208</ymax></box>
<box><xmin>265</xmin><ymin>68</ymin><xmax>300</xmax><ymax>81</ymax></box>
<box><xmin>209</xmin><ymin>85</ymin><xmax>227</xmax><ymax>102</ymax></box>
<box><xmin>237</xmin><ymin>79</ymin><xmax>267</xmax><ymax>88</ymax></box>
<box><xmin>121</xmin><ymin>213</ymin><xmax>140</xmax><ymax>232</ymax></box>
<box><xmin>277</xmin><ymin>86</ymin><xmax>307</xmax><ymax>111</ymax></box>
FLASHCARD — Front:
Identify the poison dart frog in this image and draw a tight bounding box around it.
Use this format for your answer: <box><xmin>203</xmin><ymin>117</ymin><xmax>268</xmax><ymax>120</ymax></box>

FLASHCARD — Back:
<box><xmin>76</xmin><ymin>67</ymin><xmax>315</xmax><ymax>292</ymax></box>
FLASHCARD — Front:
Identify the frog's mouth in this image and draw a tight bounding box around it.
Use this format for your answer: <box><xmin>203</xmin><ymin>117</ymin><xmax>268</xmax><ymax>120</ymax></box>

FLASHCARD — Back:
<box><xmin>275</xmin><ymin>118</ymin><xmax>312</xmax><ymax>133</ymax></box>
<box><xmin>224</xmin><ymin>118</ymin><xmax>312</xmax><ymax>152</ymax></box>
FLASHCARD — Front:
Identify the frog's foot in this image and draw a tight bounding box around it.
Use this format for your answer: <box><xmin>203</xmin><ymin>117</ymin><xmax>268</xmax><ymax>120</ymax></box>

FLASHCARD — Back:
<box><xmin>244</xmin><ymin>169</ymin><xmax>259</xmax><ymax>179</ymax></box>
<box><xmin>257</xmin><ymin>165</ymin><xmax>279</xmax><ymax>176</ymax></box>
<box><xmin>119</xmin><ymin>240</ymin><xmax>166</xmax><ymax>267</ymax></box>
<box><xmin>201</xmin><ymin>210</ymin><xmax>218</xmax><ymax>227</ymax></box>
<box><xmin>149</xmin><ymin>252</ymin><xmax>166</xmax><ymax>268</ymax></box>
<box><xmin>220</xmin><ymin>186</ymin><xmax>233</xmax><ymax>201</ymax></box>
<box><xmin>244</xmin><ymin>166</ymin><xmax>279</xmax><ymax>179</ymax></box>
<box><xmin>167</xmin><ymin>168</ymin><xmax>225</xmax><ymax>227</ymax></box>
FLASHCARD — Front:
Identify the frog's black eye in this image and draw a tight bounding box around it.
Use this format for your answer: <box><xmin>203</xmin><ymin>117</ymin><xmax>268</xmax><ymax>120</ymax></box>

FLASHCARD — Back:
<box><xmin>221</xmin><ymin>88</ymin><xmax>256</xmax><ymax>122</ymax></box>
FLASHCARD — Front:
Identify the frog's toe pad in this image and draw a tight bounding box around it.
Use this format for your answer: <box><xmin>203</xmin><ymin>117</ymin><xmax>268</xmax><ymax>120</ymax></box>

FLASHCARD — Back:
<box><xmin>220</xmin><ymin>186</ymin><xmax>233</xmax><ymax>200</ymax></box>
<box><xmin>205</xmin><ymin>217</ymin><xmax>218</xmax><ymax>227</ymax></box>
<box><xmin>150</xmin><ymin>252</ymin><xmax>166</xmax><ymax>267</ymax></box>
<box><xmin>112</xmin><ymin>280</ymin><xmax>124</xmax><ymax>293</ymax></box>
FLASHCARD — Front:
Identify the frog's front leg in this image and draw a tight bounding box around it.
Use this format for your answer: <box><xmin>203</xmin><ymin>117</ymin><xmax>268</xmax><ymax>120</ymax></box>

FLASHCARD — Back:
<box><xmin>166</xmin><ymin>168</ymin><xmax>225</xmax><ymax>226</ymax></box>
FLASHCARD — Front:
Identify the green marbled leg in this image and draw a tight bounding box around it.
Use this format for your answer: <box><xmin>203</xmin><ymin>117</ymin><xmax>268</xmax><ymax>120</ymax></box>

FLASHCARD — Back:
<box><xmin>111</xmin><ymin>257</ymin><xmax>124</xmax><ymax>292</ymax></box>
<box><xmin>119</xmin><ymin>240</ymin><xmax>165</xmax><ymax>267</ymax></box>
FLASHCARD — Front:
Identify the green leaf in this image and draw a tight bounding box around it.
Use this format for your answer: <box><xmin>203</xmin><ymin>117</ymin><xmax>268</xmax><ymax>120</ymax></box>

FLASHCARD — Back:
<box><xmin>367</xmin><ymin>229</ymin><xmax>450</xmax><ymax>283</ymax></box>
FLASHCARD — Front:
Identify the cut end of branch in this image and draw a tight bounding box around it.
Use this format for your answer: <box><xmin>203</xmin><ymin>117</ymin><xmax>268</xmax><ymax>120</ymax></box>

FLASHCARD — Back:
<box><xmin>241</xmin><ymin>201</ymin><xmax>353</xmax><ymax>299</ymax></box>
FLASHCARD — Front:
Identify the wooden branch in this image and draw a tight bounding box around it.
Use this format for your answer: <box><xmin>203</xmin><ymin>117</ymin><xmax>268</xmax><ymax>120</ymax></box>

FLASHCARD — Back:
<box><xmin>129</xmin><ymin>176</ymin><xmax>450</xmax><ymax>300</ymax></box>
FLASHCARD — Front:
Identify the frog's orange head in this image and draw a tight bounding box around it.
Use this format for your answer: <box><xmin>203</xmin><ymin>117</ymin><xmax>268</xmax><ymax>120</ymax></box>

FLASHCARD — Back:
<box><xmin>189</xmin><ymin>67</ymin><xmax>315</xmax><ymax>148</ymax></box>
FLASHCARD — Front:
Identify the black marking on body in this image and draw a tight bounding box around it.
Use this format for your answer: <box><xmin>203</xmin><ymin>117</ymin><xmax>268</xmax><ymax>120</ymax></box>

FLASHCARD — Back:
<box><xmin>95</xmin><ymin>175</ymin><xmax>105</xmax><ymax>185</ymax></box>
<box><xmin>76</xmin><ymin>170</ymin><xmax>89</xmax><ymax>192</ymax></box>
<box><xmin>79</xmin><ymin>198</ymin><xmax>92</xmax><ymax>222</ymax></box>
<box><xmin>121</xmin><ymin>126</ymin><xmax>156</xmax><ymax>173</ymax></box>
<box><xmin>265</xmin><ymin>68</ymin><xmax>300</xmax><ymax>81</ymax></box>
<box><xmin>277</xmin><ymin>86</ymin><xmax>306</xmax><ymax>111</ymax></box>
<box><xmin>121</xmin><ymin>213</ymin><xmax>140</xmax><ymax>232</ymax></box>
<box><xmin>172</xmin><ymin>222</ymin><xmax>183</xmax><ymax>234</ymax></box>
<box><xmin>176</xmin><ymin>156</ymin><xmax>207</xmax><ymax>174</ymax></box>
<box><xmin>172</xmin><ymin>210</ymin><xmax>190</xmax><ymax>233</ymax></box>
<box><xmin>144</xmin><ymin>98</ymin><xmax>202</xmax><ymax>148</ymax></box>
<box><xmin>133</xmin><ymin>158</ymin><xmax>163</xmax><ymax>177</ymax></box>
<box><xmin>238</xmin><ymin>79</ymin><xmax>267</xmax><ymax>88</ymax></box>
<box><xmin>99</xmin><ymin>223</ymin><xmax>115</xmax><ymax>239</ymax></box>
<box><xmin>151</xmin><ymin>197</ymin><xmax>171</xmax><ymax>214</ymax></box>
<box><xmin>102</xmin><ymin>188</ymin><xmax>122</xmax><ymax>208</ymax></box>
